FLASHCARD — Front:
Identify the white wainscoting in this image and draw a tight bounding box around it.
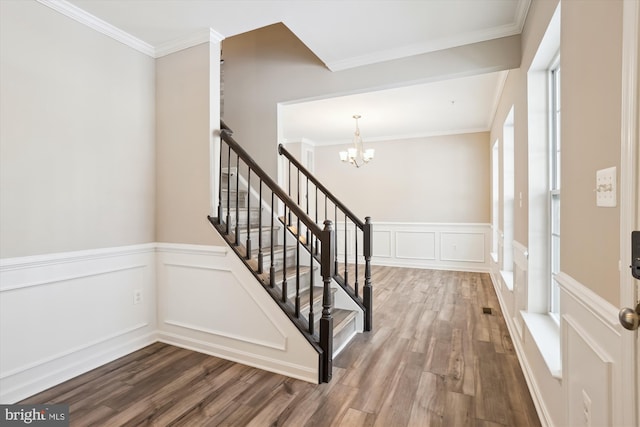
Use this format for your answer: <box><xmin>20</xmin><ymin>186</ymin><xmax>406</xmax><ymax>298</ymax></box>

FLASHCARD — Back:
<box><xmin>363</xmin><ymin>222</ymin><xmax>491</xmax><ymax>272</ymax></box>
<box><xmin>489</xmin><ymin>241</ymin><xmax>630</xmax><ymax>427</ymax></box>
<box><xmin>0</xmin><ymin>244</ymin><xmax>158</xmax><ymax>403</ymax></box>
<box><xmin>0</xmin><ymin>242</ymin><xmax>322</xmax><ymax>403</ymax></box>
<box><xmin>155</xmin><ymin>243</ymin><xmax>319</xmax><ymax>384</ymax></box>
<box><xmin>558</xmin><ymin>272</ymin><xmax>626</xmax><ymax>427</ymax></box>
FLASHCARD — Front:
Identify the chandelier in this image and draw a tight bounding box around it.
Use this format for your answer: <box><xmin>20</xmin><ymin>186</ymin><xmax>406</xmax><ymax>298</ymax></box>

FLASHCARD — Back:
<box><xmin>339</xmin><ymin>115</ymin><xmax>374</xmax><ymax>168</ymax></box>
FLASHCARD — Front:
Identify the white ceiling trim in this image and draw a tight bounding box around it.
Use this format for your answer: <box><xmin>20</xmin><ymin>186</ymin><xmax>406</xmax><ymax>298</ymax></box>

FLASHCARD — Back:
<box><xmin>486</xmin><ymin>71</ymin><xmax>510</xmax><ymax>129</ymax></box>
<box><xmin>155</xmin><ymin>28</ymin><xmax>225</xmax><ymax>58</ymax></box>
<box><xmin>36</xmin><ymin>0</ymin><xmax>224</xmax><ymax>59</ymax></box>
<box><xmin>36</xmin><ymin>0</ymin><xmax>155</xmax><ymax>57</ymax></box>
<box><xmin>289</xmin><ymin>127</ymin><xmax>493</xmax><ymax>147</ymax></box>
<box><xmin>327</xmin><ymin>25</ymin><xmax>522</xmax><ymax>71</ymax></box>
<box><xmin>325</xmin><ymin>1</ymin><xmax>531</xmax><ymax>72</ymax></box>
<box><xmin>515</xmin><ymin>0</ymin><xmax>533</xmax><ymax>33</ymax></box>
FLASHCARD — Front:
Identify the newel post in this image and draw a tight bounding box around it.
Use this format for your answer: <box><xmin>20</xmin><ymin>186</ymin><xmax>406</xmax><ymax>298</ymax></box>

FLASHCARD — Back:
<box><xmin>320</xmin><ymin>219</ymin><xmax>335</xmax><ymax>383</ymax></box>
<box><xmin>363</xmin><ymin>216</ymin><xmax>373</xmax><ymax>332</ymax></box>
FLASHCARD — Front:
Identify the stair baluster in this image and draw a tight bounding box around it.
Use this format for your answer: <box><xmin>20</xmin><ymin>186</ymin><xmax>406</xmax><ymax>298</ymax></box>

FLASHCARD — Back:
<box><xmin>320</xmin><ymin>220</ymin><xmax>335</xmax><ymax>383</ymax></box>
<box><xmin>234</xmin><ymin>153</ymin><xmax>240</xmax><ymax>245</ymax></box>
<box><xmin>295</xmin><ymin>216</ymin><xmax>301</xmax><ymax>317</ymax></box>
<box><xmin>343</xmin><ymin>213</ymin><xmax>349</xmax><ymax>287</ymax></box>
<box><xmin>257</xmin><ymin>179</ymin><xmax>264</xmax><ymax>274</ymax></box>
<box><xmin>308</xmin><ymin>236</ymin><xmax>315</xmax><ymax>335</ymax></box>
<box><xmin>354</xmin><ymin>227</ymin><xmax>359</xmax><ymax>298</ymax></box>
<box><xmin>281</xmin><ymin>205</ymin><xmax>288</xmax><ymax>303</ymax></box>
<box><xmin>225</xmin><ymin>145</ymin><xmax>231</xmax><ymax>235</ymax></box>
<box><xmin>364</xmin><ymin>216</ymin><xmax>373</xmax><ymax>331</ymax></box>
<box><xmin>270</xmin><ymin>191</ymin><xmax>276</xmax><ymax>288</ymax></box>
<box><xmin>245</xmin><ymin>169</ymin><xmax>252</xmax><ymax>258</ymax></box>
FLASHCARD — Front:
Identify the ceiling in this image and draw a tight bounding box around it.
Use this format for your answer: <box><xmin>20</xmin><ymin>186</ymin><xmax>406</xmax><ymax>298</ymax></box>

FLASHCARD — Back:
<box><xmin>280</xmin><ymin>71</ymin><xmax>507</xmax><ymax>145</ymax></box>
<box><xmin>62</xmin><ymin>0</ymin><xmax>529</xmax><ymax>142</ymax></box>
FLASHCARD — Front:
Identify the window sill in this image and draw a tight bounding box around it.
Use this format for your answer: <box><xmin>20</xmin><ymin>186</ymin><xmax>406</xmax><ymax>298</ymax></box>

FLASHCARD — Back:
<box><xmin>500</xmin><ymin>270</ymin><xmax>514</xmax><ymax>291</ymax></box>
<box><xmin>521</xmin><ymin>311</ymin><xmax>562</xmax><ymax>380</ymax></box>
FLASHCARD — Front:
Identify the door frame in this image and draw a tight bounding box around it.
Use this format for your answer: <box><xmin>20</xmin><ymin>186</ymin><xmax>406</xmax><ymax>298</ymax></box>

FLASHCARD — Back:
<box><xmin>619</xmin><ymin>1</ymin><xmax>639</xmax><ymax>426</ymax></box>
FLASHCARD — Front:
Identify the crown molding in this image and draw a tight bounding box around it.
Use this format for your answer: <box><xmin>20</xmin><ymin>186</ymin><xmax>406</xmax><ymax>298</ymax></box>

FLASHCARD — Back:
<box><xmin>326</xmin><ymin>0</ymin><xmax>530</xmax><ymax>72</ymax></box>
<box><xmin>36</xmin><ymin>0</ymin><xmax>224</xmax><ymax>59</ymax></box>
<box><xmin>327</xmin><ymin>24</ymin><xmax>522</xmax><ymax>72</ymax></box>
<box><xmin>155</xmin><ymin>28</ymin><xmax>225</xmax><ymax>58</ymax></box>
<box><xmin>36</xmin><ymin>0</ymin><xmax>155</xmax><ymax>57</ymax></box>
<box><xmin>487</xmin><ymin>70</ymin><xmax>510</xmax><ymax>129</ymax></box>
<box><xmin>515</xmin><ymin>0</ymin><xmax>533</xmax><ymax>33</ymax></box>
<box><xmin>307</xmin><ymin>127</ymin><xmax>490</xmax><ymax>147</ymax></box>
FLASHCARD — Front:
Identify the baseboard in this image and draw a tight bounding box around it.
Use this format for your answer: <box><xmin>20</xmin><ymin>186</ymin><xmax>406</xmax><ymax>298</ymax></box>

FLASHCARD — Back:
<box><xmin>488</xmin><ymin>271</ymin><xmax>555</xmax><ymax>427</ymax></box>
<box><xmin>157</xmin><ymin>331</ymin><xmax>318</xmax><ymax>383</ymax></box>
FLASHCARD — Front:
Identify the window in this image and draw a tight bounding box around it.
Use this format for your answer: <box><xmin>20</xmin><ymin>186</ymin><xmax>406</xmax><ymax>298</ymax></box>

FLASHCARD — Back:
<box><xmin>549</xmin><ymin>57</ymin><xmax>561</xmax><ymax>320</ymax></box>
<box><xmin>502</xmin><ymin>108</ymin><xmax>515</xmax><ymax>284</ymax></box>
<box><xmin>521</xmin><ymin>3</ymin><xmax>561</xmax><ymax>378</ymax></box>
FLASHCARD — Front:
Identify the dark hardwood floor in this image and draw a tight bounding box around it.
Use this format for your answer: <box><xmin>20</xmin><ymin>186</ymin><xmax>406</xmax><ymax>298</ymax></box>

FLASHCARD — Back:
<box><xmin>21</xmin><ymin>266</ymin><xmax>541</xmax><ymax>426</ymax></box>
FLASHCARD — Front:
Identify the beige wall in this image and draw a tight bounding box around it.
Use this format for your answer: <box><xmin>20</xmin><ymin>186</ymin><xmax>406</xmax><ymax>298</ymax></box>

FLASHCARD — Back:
<box><xmin>490</xmin><ymin>0</ymin><xmax>624</xmax><ymax>305</ymax></box>
<box><xmin>223</xmin><ymin>23</ymin><xmax>521</xmax><ymax>179</ymax></box>
<box><xmin>0</xmin><ymin>0</ymin><xmax>155</xmax><ymax>258</ymax></box>
<box><xmin>155</xmin><ymin>43</ymin><xmax>223</xmax><ymax>245</ymax></box>
<box><xmin>561</xmin><ymin>0</ymin><xmax>622</xmax><ymax>305</ymax></box>
<box><xmin>312</xmin><ymin>133</ymin><xmax>490</xmax><ymax>223</ymax></box>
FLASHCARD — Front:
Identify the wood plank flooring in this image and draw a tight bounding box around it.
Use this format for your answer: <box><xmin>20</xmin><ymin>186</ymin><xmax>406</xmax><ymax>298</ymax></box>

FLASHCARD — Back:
<box><xmin>21</xmin><ymin>267</ymin><xmax>541</xmax><ymax>426</ymax></box>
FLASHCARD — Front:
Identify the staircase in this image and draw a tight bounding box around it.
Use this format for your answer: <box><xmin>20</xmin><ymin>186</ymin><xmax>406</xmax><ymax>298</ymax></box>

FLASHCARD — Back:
<box><xmin>208</xmin><ymin>121</ymin><xmax>372</xmax><ymax>383</ymax></box>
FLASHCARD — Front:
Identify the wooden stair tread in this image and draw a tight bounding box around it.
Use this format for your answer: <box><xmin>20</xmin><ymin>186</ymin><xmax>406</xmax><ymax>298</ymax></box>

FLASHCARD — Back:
<box><xmin>278</xmin><ymin>216</ymin><xmax>308</xmax><ymax>245</ymax></box>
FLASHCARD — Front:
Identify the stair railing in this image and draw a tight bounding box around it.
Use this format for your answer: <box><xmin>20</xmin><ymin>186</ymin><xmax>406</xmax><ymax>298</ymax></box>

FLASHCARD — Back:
<box><xmin>211</xmin><ymin>122</ymin><xmax>336</xmax><ymax>382</ymax></box>
<box><xmin>278</xmin><ymin>144</ymin><xmax>373</xmax><ymax>332</ymax></box>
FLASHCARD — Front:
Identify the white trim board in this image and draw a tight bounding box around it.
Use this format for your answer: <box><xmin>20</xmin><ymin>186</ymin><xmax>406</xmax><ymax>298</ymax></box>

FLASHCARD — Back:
<box><xmin>619</xmin><ymin>1</ymin><xmax>639</xmax><ymax>426</ymax></box>
<box><xmin>35</xmin><ymin>0</ymin><xmax>224</xmax><ymax>58</ymax></box>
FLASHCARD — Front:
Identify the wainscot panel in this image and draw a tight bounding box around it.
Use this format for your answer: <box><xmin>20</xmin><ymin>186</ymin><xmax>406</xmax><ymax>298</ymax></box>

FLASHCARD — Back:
<box><xmin>155</xmin><ymin>243</ymin><xmax>319</xmax><ymax>383</ymax></box>
<box><xmin>0</xmin><ymin>244</ymin><xmax>158</xmax><ymax>403</ymax></box>
<box><xmin>558</xmin><ymin>272</ymin><xmax>625</xmax><ymax>427</ymax></box>
<box><xmin>364</xmin><ymin>223</ymin><xmax>490</xmax><ymax>272</ymax></box>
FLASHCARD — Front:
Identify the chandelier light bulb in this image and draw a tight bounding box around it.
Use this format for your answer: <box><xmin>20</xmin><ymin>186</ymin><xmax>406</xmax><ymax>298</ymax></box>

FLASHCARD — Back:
<box><xmin>339</xmin><ymin>114</ymin><xmax>374</xmax><ymax>168</ymax></box>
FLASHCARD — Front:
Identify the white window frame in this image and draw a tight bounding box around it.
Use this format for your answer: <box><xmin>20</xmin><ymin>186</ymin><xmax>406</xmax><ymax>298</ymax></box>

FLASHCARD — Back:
<box><xmin>549</xmin><ymin>55</ymin><xmax>561</xmax><ymax>322</ymax></box>
<box><xmin>491</xmin><ymin>140</ymin><xmax>500</xmax><ymax>262</ymax></box>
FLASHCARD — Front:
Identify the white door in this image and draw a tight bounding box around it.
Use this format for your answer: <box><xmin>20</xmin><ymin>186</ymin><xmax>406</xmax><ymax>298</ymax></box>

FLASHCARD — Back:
<box><xmin>618</xmin><ymin>2</ymin><xmax>639</xmax><ymax>426</ymax></box>
<box><xmin>636</xmin><ymin>99</ymin><xmax>639</xmax><ymax>427</ymax></box>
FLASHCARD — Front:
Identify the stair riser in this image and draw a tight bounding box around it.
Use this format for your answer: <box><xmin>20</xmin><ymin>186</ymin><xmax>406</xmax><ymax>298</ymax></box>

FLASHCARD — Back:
<box><xmin>237</xmin><ymin>228</ymin><xmax>277</xmax><ymax>249</ymax></box>
<box><xmin>260</xmin><ymin>250</ymin><xmax>297</xmax><ymax>273</ymax></box>
<box><xmin>332</xmin><ymin>315</ymin><xmax>358</xmax><ymax>357</ymax></box>
<box><xmin>278</xmin><ymin>273</ymin><xmax>314</xmax><ymax>299</ymax></box>
<box><xmin>221</xmin><ymin>190</ymin><xmax>248</xmax><ymax>209</ymax></box>
<box><xmin>223</xmin><ymin>209</ymin><xmax>261</xmax><ymax>228</ymax></box>
<box><xmin>220</xmin><ymin>176</ymin><xmax>238</xmax><ymax>191</ymax></box>
<box><xmin>311</xmin><ymin>312</ymin><xmax>358</xmax><ymax>357</ymax></box>
<box><xmin>300</xmin><ymin>298</ymin><xmax>323</xmax><ymax>319</ymax></box>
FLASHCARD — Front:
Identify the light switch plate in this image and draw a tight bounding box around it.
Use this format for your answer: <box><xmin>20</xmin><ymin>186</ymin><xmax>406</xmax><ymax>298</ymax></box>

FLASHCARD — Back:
<box><xmin>596</xmin><ymin>166</ymin><xmax>616</xmax><ymax>207</ymax></box>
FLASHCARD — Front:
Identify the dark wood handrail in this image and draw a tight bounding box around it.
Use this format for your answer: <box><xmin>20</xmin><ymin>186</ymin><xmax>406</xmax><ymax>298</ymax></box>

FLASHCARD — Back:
<box><xmin>278</xmin><ymin>144</ymin><xmax>365</xmax><ymax>229</ymax></box>
<box><xmin>220</xmin><ymin>130</ymin><xmax>323</xmax><ymax>238</ymax></box>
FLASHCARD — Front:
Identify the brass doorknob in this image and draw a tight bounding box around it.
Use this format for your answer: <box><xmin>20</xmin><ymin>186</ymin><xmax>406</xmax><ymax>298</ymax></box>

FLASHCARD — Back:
<box><xmin>619</xmin><ymin>303</ymin><xmax>640</xmax><ymax>331</ymax></box>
